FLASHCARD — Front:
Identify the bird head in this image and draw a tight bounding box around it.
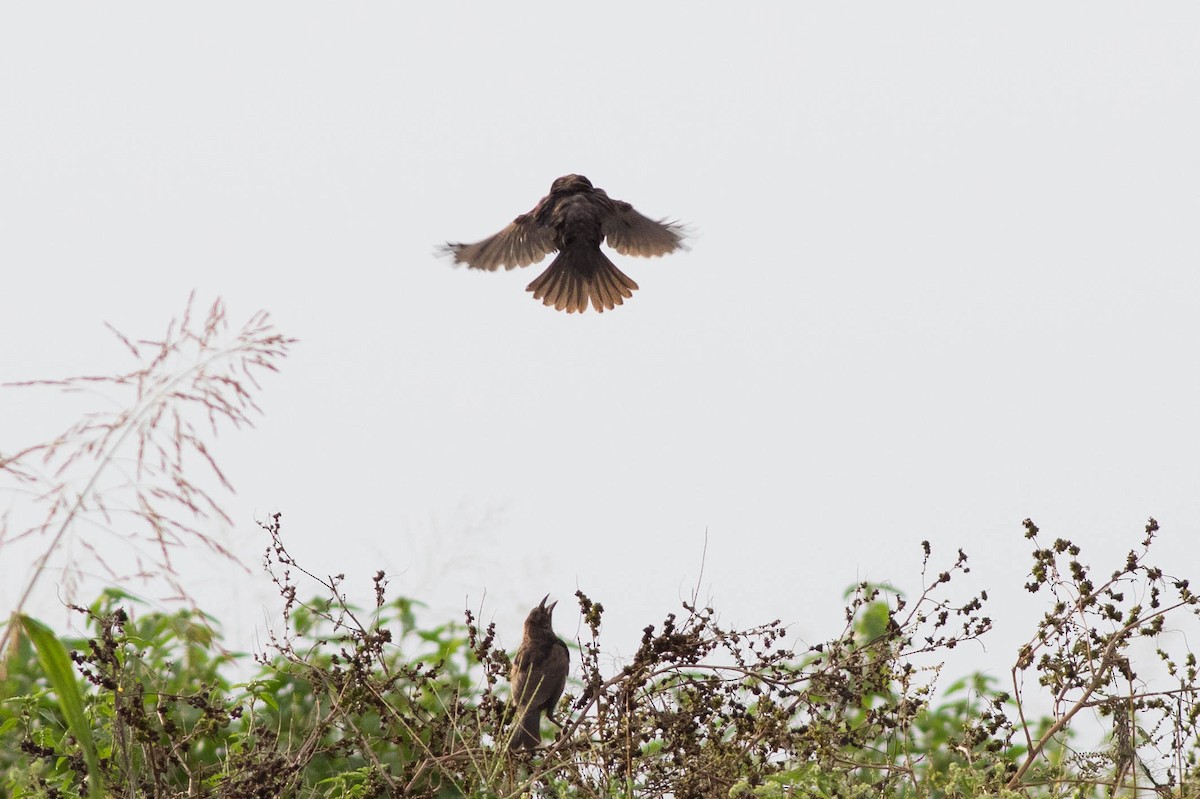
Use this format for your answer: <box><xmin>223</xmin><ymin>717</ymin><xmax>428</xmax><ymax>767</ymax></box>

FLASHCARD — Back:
<box><xmin>524</xmin><ymin>594</ymin><xmax>558</xmax><ymax>631</ymax></box>
<box><xmin>549</xmin><ymin>174</ymin><xmax>593</xmax><ymax>195</ymax></box>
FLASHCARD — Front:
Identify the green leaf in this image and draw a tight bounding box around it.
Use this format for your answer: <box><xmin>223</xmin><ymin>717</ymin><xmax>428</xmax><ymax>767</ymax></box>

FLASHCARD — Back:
<box><xmin>857</xmin><ymin>601</ymin><xmax>893</xmax><ymax>641</ymax></box>
<box><xmin>20</xmin><ymin>614</ymin><xmax>104</xmax><ymax>799</ymax></box>
<box><xmin>943</xmin><ymin>676</ymin><xmax>968</xmax><ymax>695</ymax></box>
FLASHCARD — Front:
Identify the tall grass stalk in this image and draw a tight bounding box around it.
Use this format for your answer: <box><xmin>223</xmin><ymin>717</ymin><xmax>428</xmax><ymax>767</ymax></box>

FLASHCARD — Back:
<box><xmin>0</xmin><ymin>293</ymin><xmax>295</xmax><ymax>657</ymax></box>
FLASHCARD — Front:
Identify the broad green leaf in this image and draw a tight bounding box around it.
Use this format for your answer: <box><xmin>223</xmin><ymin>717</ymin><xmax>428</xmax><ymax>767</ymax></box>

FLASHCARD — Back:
<box><xmin>20</xmin><ymin>615</ymin><xmax>104</xmax><ymax>799</ymax></box>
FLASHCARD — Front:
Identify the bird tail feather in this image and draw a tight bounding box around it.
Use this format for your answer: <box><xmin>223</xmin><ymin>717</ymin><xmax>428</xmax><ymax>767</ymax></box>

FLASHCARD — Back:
<box><xmin>525</xmin><ymin>246</ymin><xmax>638</xmax><ymax>313</ymax></box>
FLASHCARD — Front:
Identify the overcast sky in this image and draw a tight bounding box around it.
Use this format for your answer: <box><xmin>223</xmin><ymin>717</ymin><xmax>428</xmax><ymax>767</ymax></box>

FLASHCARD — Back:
<box><xmin>3</xmin><ymin>4</ymin><xmax>1199</xmax><ymax>699</ymax></box>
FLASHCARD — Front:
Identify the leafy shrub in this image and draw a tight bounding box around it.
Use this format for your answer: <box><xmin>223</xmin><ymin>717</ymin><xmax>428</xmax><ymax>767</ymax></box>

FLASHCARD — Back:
<box><xmin>4</xmin><ymin>298</ymin><xmax>1199</xmax><ymax>797</ymax></box>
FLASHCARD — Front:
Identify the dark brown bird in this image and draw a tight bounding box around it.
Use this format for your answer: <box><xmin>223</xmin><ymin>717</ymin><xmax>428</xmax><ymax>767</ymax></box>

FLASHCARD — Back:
<box><xmin>442</xmin><ymin>174</ymin><xmax>686</xmax><ymax>313</ymax></box>
<box><xmin>509</xmin><ymin>595</ymin><xmax>569</xmax><ymax>750</ymax></box>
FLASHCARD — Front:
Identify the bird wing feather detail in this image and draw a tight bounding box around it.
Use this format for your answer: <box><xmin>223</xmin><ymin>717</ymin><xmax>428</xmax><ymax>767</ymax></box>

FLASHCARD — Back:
<box><xmin>443</xmin><ymin>213</ymin><xmax>557</xmax><ymax>272</ymax></box>
<box><xmin>602</xmin><ymin>201</ymin><xmax>686</xmax><ymax>257</ymax></box>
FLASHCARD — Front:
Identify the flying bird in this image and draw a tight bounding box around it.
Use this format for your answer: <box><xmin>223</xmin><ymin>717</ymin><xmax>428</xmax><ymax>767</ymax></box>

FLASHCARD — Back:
<box><xmin>442</xmin><ymin>174</ymin><xmax>686</xmax><ymax>313</ymax></box>
<box><xmin>509</xmin><ymin>595</ymin><xmax>569</xmax><ymax>750</ymax></box>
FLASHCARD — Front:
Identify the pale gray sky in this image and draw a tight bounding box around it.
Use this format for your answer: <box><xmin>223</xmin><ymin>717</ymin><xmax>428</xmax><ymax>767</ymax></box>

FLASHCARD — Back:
<box><xmin>3</xmin><ymin>4</ymin><xmax>1199</xmax><ymax>694</ymax></box>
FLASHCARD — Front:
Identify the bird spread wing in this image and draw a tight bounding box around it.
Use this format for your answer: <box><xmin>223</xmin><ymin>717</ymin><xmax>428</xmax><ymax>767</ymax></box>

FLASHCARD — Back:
<box><xmin>602</xmin><ymin>201</ymin><xmax>686</xmax><ymax>258</ymax></box>
<box><xmin>442</xmin><ymin>213</ymin><xmax>557</xmax><ymax>272</ymax></box>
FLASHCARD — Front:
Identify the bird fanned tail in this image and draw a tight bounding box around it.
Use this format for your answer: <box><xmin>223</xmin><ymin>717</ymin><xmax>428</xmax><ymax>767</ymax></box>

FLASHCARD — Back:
<box><xmin>525</xmin><ymin>246</ymin><xmax>639</xmax><ymax>313</ymax></box>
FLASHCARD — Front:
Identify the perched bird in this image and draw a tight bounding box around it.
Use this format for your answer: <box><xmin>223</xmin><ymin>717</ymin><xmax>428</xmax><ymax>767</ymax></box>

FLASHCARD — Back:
<box><xmin>442</xmin><ymin>174</ymin><xmax>686</xmax><ymax>313</ymax></box>
<box><xmin>509</xmin><ymin>595</ymin><xmax>569</xmax><ymax>750</ymax></box>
